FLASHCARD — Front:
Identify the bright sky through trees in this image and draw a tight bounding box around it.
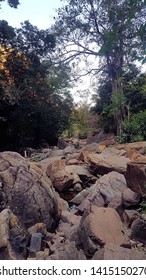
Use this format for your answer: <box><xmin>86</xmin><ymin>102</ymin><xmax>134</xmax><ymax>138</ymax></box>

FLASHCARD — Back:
<box><xmin>0</xmin><ymin>0</ymin><xmax>92</xmax><ymax>104</ymax></box>
<box><xmin>0</xmin><ymin>0</ymin><xmax>63</xmax><ymax>29</ymax></box>
<box><xmin>1</xmin><ymin>0</ymin><xmax>145</xmax><ymax>106</ymax></box>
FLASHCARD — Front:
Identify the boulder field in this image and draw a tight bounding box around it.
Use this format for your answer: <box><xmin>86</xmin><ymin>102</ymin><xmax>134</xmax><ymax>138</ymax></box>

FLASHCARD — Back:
<box><xmin>0</xmin><ymin>138</ymin><xmax>146</xmax><ymax>260</ymax></box>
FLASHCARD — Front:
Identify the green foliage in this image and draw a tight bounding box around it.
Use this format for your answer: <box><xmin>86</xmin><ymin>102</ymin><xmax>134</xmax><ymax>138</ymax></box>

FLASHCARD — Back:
<box><xmin>111</xmin><ymin>91</ymin><xmax>126</xmax><ymax>114</ymax></box>
<box><xmin>16</xmin><ymin>21</ymin><xmax>55</xmax><ymax>58</ymax></box>
<box><xmin>140</xmin><ymin>185</ymin><xmax>146</xmax><ymax>214</ymax></box>
<box><xmin>117</xmin><ymin>110</ymin><xmax>146</xmax><ymax>143</ymax></box>
<box><xmin>62</xmin><ymin>104</ymin><xmax>99</xmax><ymax>139</ymax></box>
<box><xmin>0</xmin><ymin>20</ymin><xmax>16</xmax><ymax>44</ymax></box>
<box><xmin>0</xmin><ymin>21</ymin><xmax>73</xmax><ymax>150</ymax></box>
<box><xmin>140</xmin><ymin>200</ymin><xmax>146</xmax><ymax>214</ymax></box>
<box><xmin>94</xmin><ymin>66</ymin><xmax>146</xmax><ymax>138</ymax></box>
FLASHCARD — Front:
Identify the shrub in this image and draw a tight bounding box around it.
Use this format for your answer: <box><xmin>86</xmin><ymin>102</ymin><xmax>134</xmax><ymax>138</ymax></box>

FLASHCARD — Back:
<box><xmin>117</xmin><ymin>110</ymin><xmax>146</xmax><ymax>143</ymax></box>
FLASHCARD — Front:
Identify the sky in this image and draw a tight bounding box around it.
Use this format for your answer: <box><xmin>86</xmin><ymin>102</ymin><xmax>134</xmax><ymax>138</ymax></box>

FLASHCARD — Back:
<box><xmin>0</xmin><ymin>0</ymin><xmax>63</xmax><ymax>29</ymax></box>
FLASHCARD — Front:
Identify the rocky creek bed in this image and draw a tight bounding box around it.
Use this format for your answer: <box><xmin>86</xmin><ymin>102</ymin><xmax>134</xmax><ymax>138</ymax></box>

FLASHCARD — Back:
<box><xmin>0</xmin><ymin>137</ymin><xmax>146</xmax><ymax>260</ymax></box>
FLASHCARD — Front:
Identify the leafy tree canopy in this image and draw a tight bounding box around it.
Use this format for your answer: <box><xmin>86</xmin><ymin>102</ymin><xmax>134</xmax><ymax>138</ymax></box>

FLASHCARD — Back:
<box><xmin>0</xmin><ymin>19</ymin><xmax>73</xmax><ymax>151</ymax></box>
<box><xmin>0</xmin><ymin>0</ymin><xmax>19</xmax><ymax>8</ymax></box>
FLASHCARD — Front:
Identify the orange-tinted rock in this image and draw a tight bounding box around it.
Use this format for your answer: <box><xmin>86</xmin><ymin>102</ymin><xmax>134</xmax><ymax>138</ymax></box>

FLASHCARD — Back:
<box><xmin>46</xmin><ymin>159</ymin><xmax>74</xmax><ymax>192</ymax></box>
<box><xmin>114</xmin><ymin>142</ymin><xmax>146</xmax><ymax>158</ymax></box>
<box><xmin>87</xmin><ymin>153</ymin><xmax>130</xmax><ymax>175</ymax></box>
<box><xmin>77</xmin><ymin>206</ymin><xmax>128</xmax><ymax>257</ymax></box>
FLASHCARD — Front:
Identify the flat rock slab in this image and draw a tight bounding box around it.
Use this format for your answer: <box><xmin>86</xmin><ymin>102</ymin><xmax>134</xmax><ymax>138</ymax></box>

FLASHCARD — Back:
<box><xmin>87</xmin><ymin>153</ymin><xmax>130</xmax><ymax>175</ymax></box>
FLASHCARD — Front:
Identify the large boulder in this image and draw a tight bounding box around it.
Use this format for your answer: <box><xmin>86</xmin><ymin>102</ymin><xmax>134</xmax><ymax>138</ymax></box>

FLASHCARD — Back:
<box><xmin>0</xmin><ymin>209</ymin><xmax>29</xmax><ymax>260</ymax></box>
<box><xmin>0</xmin><ymin>152</ymin><xmax>60</xmax><ymax>230</ymax></box>
<box><xmin>84</xmin><ymin>152</ymin><xmax>130</xmax><ymax>176</ymax></box>
<box><xmin>77</xmin><ymin>206</ymin><xmax>128</xmax><ymax>257</ymax></box>
<box><xmin>78</xmin><ymin>171</ymin><xmax>127</xmax><ymax>214</ymax></box>
<box><xmin>126</xmin><ymin>161</ymin><xmax>146</xmax><ymax>195</ymax></box>
<box><xmin>46</xmin><ymin>159</ymin><xmax>74</xmax><ymax>192</ymax></box>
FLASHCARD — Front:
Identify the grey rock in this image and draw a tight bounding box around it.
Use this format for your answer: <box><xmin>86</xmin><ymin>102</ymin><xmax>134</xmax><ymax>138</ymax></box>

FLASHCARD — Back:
<box><xmin>29</xmin><ymin>233</ymin><xmax>42</xmax><ymax>254</ymax></box>
<box><xmin>0</xmin><ymin>152</ymin><xmax>60</xmax><ymax>230</ymax></box>
<box><xmin>108</xmin><ymin>197</ymin><xmax>124</xmax><ymax>218</ymax></box>
<box><xmin>0</xmin><ymin>209</ymin><xmax>29</xmax><ymax>260</ymax></box>
<box><xmin>70</xmin><ymin>189</ymin><xmax>90</xmax><ymax>205</ymax></box>
<box><xmin>122</xmin><ymin>210</ymin><xmax>140</xmax><ymax>227</ymax></box>
<box><xmin>27</xmin><ymin>223</ymin><xmax>47</xmax><ymax>237</ymax></box>
<box><xmin>122</xmin><ymin>188</ymin><xmax>142</xmax><ymax>207</ymax></box>
<box><xmin>47</xmin><ymin>240</ymin><xmax>86</xmax><ymax>260</ymax></box>
<box><xmin>64</xmin><ymin>146</ymin><xmax>76</xmax><ymax>154</ymax></box>
<box><xmin>78</xmin><ymin>171</ymin><xmax>127</xmax><ymax>213</ymax></box>
<box><xmin>74</xmin><ymin>183</ymin><xmax>82</xmax><ymax>192</ymax></box>
<box><xmin>131</xmin><ymin>218</ymin><xmax>146</xmax><ymax>244</ymax></box>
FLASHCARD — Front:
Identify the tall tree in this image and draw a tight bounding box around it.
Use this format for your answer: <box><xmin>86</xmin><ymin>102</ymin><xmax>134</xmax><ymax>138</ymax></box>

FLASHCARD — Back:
<box><xmin>93</xmin><ymin>65</ymin><xmax>146</xmax><ymax>135</ymax></box>
<box><xmin>0</xmin><ymin>21</ymin><xmax>73</xmax><ymax>150</ymax></box>
<box><xmin>54</xmin><ymin>0</ymin><xmax>146</xmax><ymax>134</ymax></box>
